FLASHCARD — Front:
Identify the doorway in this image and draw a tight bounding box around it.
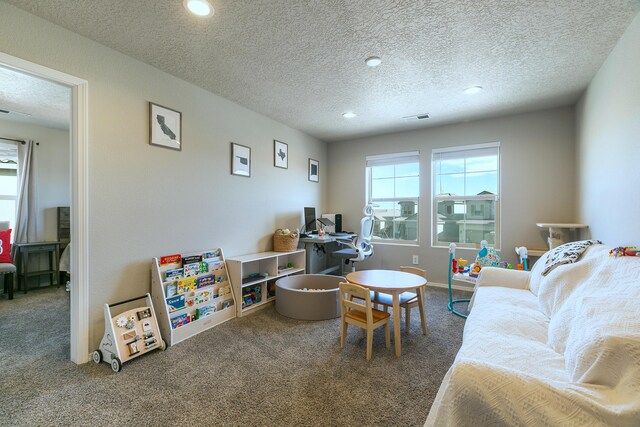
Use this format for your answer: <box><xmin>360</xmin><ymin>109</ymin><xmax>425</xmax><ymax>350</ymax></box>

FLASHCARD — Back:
<box><xmin>0</xmin><ymin>52</ymin><xmax>89</xmax><ymax>364</ymax></box>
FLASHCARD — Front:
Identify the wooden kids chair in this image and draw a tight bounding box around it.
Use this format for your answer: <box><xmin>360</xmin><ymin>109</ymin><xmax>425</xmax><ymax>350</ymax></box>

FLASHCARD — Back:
<box><xmin>339</xmin><ymin>282</ymin><xmax>390</xmax><ymax>360</ymax></box>
<box><xmin>371</xmin><ymin>266</ymin><xmax>428</xmax><ymax>335</ymax></box>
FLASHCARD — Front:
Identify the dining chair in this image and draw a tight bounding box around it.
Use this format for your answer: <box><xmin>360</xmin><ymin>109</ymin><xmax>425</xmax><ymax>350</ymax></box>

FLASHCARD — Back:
<box><xmin>0</xmin><ymin>221</ymin><xmax>16</xmax><ymax>300</ymax></box>
<box><xmin>371</xmin><ymin>266</ymin><xmax>427</xmax><ymax>335</ymax></box>
<box><xmin>339</xmin><ymin>281</ymin><xmax>390</xmax><ymax>360</ymax></box>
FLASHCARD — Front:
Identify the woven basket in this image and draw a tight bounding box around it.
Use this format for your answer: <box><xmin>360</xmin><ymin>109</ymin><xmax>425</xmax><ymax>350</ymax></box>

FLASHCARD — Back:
<box><xmin>273</xmin><ymin>229</ymin><xmax>300</xmax><ymax>252</ymax></box>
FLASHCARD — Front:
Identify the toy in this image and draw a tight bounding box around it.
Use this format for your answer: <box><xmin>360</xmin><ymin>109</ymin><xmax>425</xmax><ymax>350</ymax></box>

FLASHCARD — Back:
<box><xmin>457</xmin><ymin>258</ymin><xmax>468</xmax><ymax>273</ymax></box>
<box><xmin>517</xmin><ymin>264</ymin><xmax>524</xmax><ymax>270</ymax></box>
<box><xmin>474</xmin><ymin>240</ymin><xmax>501</xmax><ymax>267</ymax></box>
<box><xmin>610</xmin><ymin>246</ymin><xmax>639</xmax><ymax>257</ymax></box>
<box><xmin>93</xmin><ymin>294</ymin><xmax>165</xmax><ymax>373</ymax></box>
<box><xmin>468</xmin><ymin>265</ymin><xmax>480</xmax><ymax>276</ymax></box>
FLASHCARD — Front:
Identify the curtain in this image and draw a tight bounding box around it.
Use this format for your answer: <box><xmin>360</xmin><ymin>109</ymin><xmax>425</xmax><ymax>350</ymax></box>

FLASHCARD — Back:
<box><xmin>14</xmin><ymin>140</ymin><xmax>38</xmax><ymax>250</ymax></box>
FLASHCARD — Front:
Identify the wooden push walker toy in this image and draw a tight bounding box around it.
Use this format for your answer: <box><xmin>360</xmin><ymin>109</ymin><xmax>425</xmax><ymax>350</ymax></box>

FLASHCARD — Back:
<box><xmin>93</xmin><ymin>293</ymin><xmax>166</xmax><ymax>372</ymax></box>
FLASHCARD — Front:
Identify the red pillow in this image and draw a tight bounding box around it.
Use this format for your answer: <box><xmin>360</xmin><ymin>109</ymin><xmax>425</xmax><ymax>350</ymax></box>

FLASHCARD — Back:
<box><xmin>0</xmin><ymin>228</ymin><xmax>13</xmax><ymax>264</ymax></box>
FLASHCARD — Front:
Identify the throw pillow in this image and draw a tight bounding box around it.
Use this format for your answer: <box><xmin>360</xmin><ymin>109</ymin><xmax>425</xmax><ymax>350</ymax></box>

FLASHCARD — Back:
<box><xmin>0</xmin><ymin>228</ymin><xmax>12</xmax><ymax>264</ymax></box>
<box><xmin>542</xmin><ymin>239</ymin><xmax>602</xmax><ymax>276</ymax></box>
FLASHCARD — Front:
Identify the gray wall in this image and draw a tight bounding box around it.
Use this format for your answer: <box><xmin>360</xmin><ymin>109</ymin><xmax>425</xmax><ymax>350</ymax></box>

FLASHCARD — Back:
<box><xmin>327</xmin><ymin>107</ymin><xmax>576</xmax><ymax>286</ymax></box>
<box><xmin>0</xmin><ymin>3</ymin><xmax>327</xmax><ymax>348</ymax></box>
<box><xmin>576</xmin><ymin>12</ymin><xmax>640</xmax><ymax>244</ymax></box>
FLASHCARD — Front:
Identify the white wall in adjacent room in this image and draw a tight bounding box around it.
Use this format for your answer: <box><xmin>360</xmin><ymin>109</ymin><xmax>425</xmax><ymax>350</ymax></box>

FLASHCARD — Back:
<box><xmin>0</xmin><ymin>118</ymin><xmax>71</xmax><ymax>243</ymax></box>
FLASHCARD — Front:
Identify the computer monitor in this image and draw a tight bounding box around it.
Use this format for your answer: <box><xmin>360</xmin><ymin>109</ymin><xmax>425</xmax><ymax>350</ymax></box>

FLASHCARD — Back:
<box><xmin>304</xmin><ymin>207</ymin><xmax>316</xmax><ymax>232</ymax></box>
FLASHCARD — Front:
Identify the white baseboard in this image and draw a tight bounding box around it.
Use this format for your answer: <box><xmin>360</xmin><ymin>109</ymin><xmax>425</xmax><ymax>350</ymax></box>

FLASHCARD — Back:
<box><xmin>427</xmin><ymin>281</ymin><xmax>474</xmax><ymax>293</ymax></box>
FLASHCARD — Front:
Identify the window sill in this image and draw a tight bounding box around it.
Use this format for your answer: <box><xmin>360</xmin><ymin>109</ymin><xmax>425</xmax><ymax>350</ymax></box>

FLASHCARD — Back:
<box><xmin>432</xmin><ymin>244</ymin><xmax>501</xmax><ymax>251</ymax></box>
<box><xmin>373</xmin><ymin>241</ymin><xmax>420</xmax><ymax>248</ymax></box>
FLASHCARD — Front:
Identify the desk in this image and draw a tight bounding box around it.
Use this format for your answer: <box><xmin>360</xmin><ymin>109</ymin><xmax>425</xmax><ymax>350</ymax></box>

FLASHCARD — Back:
<box><xmin>536</xmin><ymin>223</ymin><xmax>588</xmax><ymax>249</ymax></box>
<box><xmin>299</xmin><ymin>234</ymin><xmax>355</xmax><ymax>275</ymax></box>
<box><xmin>14</xmin><ymin>241</ymin><xmax>60</xmax><ymax>293</ymax></box>
<box><xmin>346</xmin><ymin>270</ymin><xmax>427</xmax><ymax>357</ymax></box>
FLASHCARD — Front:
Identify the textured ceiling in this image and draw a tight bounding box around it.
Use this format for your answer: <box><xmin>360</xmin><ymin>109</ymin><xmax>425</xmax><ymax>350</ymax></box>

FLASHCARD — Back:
<box><xmin>0</xmin><ymin>66</ymin><xmax>70</xmax><ymax>130</ymax></box>
<box><xmin>3</xmin><ymin>0</ymin><xmax>640</xmax><ymax>141</ymax></box>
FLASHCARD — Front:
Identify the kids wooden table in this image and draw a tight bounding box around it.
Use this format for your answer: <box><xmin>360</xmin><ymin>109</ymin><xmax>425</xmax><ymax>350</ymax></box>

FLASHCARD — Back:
<box><xmin>346</xmin><ymin>269</ymin><xmax>427</xmax><ymax>357</ymax></box>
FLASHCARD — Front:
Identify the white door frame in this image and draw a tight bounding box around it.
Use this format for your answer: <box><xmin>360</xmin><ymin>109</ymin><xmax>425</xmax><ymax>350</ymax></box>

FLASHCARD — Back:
<box><xmin>0</xmin><ymin>51</ymin><xmax>90</xmax><ymax>364</ymax></box>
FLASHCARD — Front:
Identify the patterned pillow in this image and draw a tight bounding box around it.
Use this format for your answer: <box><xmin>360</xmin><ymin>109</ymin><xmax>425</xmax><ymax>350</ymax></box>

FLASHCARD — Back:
<box><xmin>542</xmin><ymin>240</ymin><xmax>602</xmax><ymax>276</ymax></box>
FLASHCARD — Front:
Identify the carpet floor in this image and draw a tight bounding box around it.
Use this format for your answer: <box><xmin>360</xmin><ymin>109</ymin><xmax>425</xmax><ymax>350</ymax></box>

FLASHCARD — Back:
<box><xmin>0</xmin><ymin>286</ymin><xmax>468</xmax><ymax>427</ymax></box>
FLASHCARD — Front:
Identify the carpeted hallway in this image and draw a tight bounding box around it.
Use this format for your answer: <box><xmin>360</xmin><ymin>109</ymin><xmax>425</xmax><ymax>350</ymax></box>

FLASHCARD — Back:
<box><xmin>0</xmin><ymin>286</ymin><xmax>468</xmax><ymax>426</ymax></box>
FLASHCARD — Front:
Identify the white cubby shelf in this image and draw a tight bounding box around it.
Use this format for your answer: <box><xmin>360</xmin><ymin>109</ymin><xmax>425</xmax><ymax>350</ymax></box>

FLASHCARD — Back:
<box><xmin>226</xmin><ymin>250</ymin><xmax>305</xmax><ymax>317</ymax></box>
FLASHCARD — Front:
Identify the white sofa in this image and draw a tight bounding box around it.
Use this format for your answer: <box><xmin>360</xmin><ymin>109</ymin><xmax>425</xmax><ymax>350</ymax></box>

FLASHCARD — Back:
<box><xmin>426</xmin><ymin>243</ymin><xmax>640</xmax><ymax>426</ymax></box>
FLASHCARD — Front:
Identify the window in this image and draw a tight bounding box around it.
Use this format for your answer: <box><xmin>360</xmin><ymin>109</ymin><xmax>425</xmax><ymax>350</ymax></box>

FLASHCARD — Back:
<box><xmin>0</xmin><ymin>142</ymin><xmax>18</xmax><ymax>237</ymax></box>
<box><xmin>366</xmin><ymin>151</ymin><xmax>419</xmax><ymax>244</ymax></box>
<box><xmin>432</xmin><ymin>143</ymin><xmax>500</xmax><ymax>249</ymax></box>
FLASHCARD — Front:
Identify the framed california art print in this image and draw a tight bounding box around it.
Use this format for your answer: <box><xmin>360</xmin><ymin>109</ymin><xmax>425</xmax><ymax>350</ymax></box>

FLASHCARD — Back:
<box><xmin>231</xmin><ymin>142</ymin><xmax>251</xmax><ymax>177</ymax></box>
<box><xmin>308</xmin><ymin>158</ymin><xmax>319</xmax><ymax>182</ymax></box>
<box><xmin>149</xmin><ymin>102</ymin><xmax>181</xmax><ymax>151</ymax></box>
<box><xmin>274</xmin><ymin>140</ymin><xmax>288</xmax><ymax>169</ymax></box>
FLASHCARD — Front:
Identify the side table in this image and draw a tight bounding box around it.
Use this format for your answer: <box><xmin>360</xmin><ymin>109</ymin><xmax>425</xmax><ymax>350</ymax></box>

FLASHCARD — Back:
<box><xmin>14</xmin><ymin>241</ymin><xmax>61</xmax><ymax>293</ymax></box>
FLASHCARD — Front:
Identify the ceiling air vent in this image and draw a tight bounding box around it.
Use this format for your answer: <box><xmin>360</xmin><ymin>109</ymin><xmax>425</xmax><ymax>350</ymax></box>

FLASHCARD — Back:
<box><xmin>403</xmin><ymin>113</ymin><xmax>430</xmax><ymax>121</ymax></box>
<box><xmin>0</xmin><ymin>108</ymin><xmax>31</xmax><ymax>117</ymax></box>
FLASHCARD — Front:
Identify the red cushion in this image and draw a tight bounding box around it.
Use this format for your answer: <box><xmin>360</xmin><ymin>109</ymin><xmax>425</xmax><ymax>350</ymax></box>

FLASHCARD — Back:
<box><xmin>0</xmin><ymin>229</ymin><xmax>13</xmax><ymax>264</ymax></box>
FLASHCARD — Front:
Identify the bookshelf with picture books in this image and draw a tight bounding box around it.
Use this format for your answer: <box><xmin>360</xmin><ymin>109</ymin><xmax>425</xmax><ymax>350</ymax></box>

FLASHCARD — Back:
<box><xmin>226</xmin><ymin>249</ymin><xmax>305</xmax><ymax>317</ymax></box>
<box><xmin>151</xmin><ymin>248</ymin><xmax>236</xmax><ymax>346</ymax></box>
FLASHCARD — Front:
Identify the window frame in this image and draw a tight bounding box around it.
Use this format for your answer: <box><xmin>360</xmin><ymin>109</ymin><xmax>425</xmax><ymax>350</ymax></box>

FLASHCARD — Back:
<box><xmin>431</xmin><ymin>142</ymin><xmax>500</xmax><ymax>249</ymax></box>
<box><xmin>365</xmin><ymin>151</ymin><xmax>420</xmax><ymax>245</ymax></box>
<box><xmin>0</xmin><ymin>143</ymin><xmax>18</xmax><ymax>236</ymax></box>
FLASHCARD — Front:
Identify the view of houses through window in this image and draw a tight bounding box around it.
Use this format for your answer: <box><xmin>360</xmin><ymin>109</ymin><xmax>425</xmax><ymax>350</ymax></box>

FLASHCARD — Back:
<box><xmin>432</xmin><ymin>143</ymin><xmax>500</xmax><ymax>248</ymax></box>
<box><xmin>366</xmin><ymin>151</ymin><xmax>419</xmax><ymax>243</ymax></box>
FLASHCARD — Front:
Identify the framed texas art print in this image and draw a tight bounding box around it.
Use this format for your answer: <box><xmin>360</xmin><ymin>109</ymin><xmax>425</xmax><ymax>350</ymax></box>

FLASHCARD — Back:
<box><xmin>274</xmin><ymin>140</ymin><xmax>288</xmax><ymax>169</ymax></box>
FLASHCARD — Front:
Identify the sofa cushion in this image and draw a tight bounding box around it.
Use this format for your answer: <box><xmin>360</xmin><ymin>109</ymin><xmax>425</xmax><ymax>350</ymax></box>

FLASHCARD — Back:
<box><xmin>536</xmin><ymin>244</ymin><xmax>607</xmax><ymax>319</ymax></box>
<box><xmin>541</xmin><ymin>239</ymin><xmax>602</xmax><ymax>276</ymax></box>
<box><xmin>460</xmin><ymin>287</ymin><xmax>566</xmax><ymax>382</ymax></box>
<box><xmin>559</xmin><ymin>254</ymin><xmax>640</xmax><ymax>386</ymax></box>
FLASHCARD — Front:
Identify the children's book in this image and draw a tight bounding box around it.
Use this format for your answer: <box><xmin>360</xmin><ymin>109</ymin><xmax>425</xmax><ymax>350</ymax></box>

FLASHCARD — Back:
<box><xmin>166</xmin><ymin>294</ymin><xmax>185</xmax><ymax>312</ymax></box>
<box><xmin>179</xmin><ymin>277</ymin><xmax>197</xmax><ymax>293</ymax></box>
<box><xmin>170</xmin><ymin>313</ymin><xmax>189</xmax><ymax>329</ymax></box>
<box><xmin>197</xmin><ymin>274</ymin><xmax>216</xmax><ymax>288</ymax></box>
<box><xmin>165</xmin><ymin>282</ymin><xmax>177</xmax><ymax>298</ymax></box>
<box><xmin>202</xmin><ymin>249</ymin><xmax>221</xmax><ymax>260</ymax></box>
<box><xmin>183</xmin><ymin>263</ymin><xmax>199</xmax><ymax>278</ymax></box>
<box><xmin>164</xmin><ymin>268</ymin><xmax>184</xmax><ymax>281</ymax></box>
<box><xmin>160</xmin><ymin>254</ymin><xmax>181</xmax><ymax>266</ymax></box>
<box><xmin>196</xmin><ymin>304</ymin><xmax>217</xmax><ymax>319</ymax></box>
<box><xmin>198</xmin><ymin>261</ymin><xmax>209</xmax><ymax>274</ymax></box>
<box><xmin>182</xmin><ymin>255</ymin><xmax>203</xmax><ymax>265</ymax></box>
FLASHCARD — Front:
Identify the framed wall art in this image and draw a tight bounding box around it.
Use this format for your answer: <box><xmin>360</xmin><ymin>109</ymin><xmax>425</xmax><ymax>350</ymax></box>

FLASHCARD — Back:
<box><xmin>274</xmin><ymin>140</ymin><xmax>288</xmax><ymax>169</ymax></box>
<box><xmin>308</xmin><ymin>158</ymin><xmax>319</xmax><ymax>182</ymax></box>
<box><xmin>149</xmin><ymin>102</ymin><xmax>181</xmax><ymax>151</ymax></box>
<box><xmin>231</xmin><ymin>142</ymin><xmax>251</xmax><ymax>177</ymax></box>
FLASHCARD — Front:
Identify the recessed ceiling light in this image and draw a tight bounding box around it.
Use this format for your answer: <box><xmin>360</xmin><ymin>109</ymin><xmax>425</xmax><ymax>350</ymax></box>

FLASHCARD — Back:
<box><xmin>365</xmin><ymin>56</ymin><xmax>382</xmax><ymax>67</ymax></box>
<box><xmin>343</xmin><ymin>112</ymin><xmax>357</xmax><ymax>118</ymax></box>
<box><xmin>183</xmin><ymin>0</ymin><xmax>214</xmax><ymax>17</ymax></box>
<box><xmin>463</xmin><ymin>86</ymin><xmax>483</xmax><ymax>94</ymax></box>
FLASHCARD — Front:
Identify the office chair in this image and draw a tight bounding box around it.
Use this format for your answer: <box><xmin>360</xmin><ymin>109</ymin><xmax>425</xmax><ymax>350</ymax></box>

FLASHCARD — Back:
<box><xmin>334</xmin><ymin>204</ymin><xmax>374</xmax><ymax>273</ymax></box>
